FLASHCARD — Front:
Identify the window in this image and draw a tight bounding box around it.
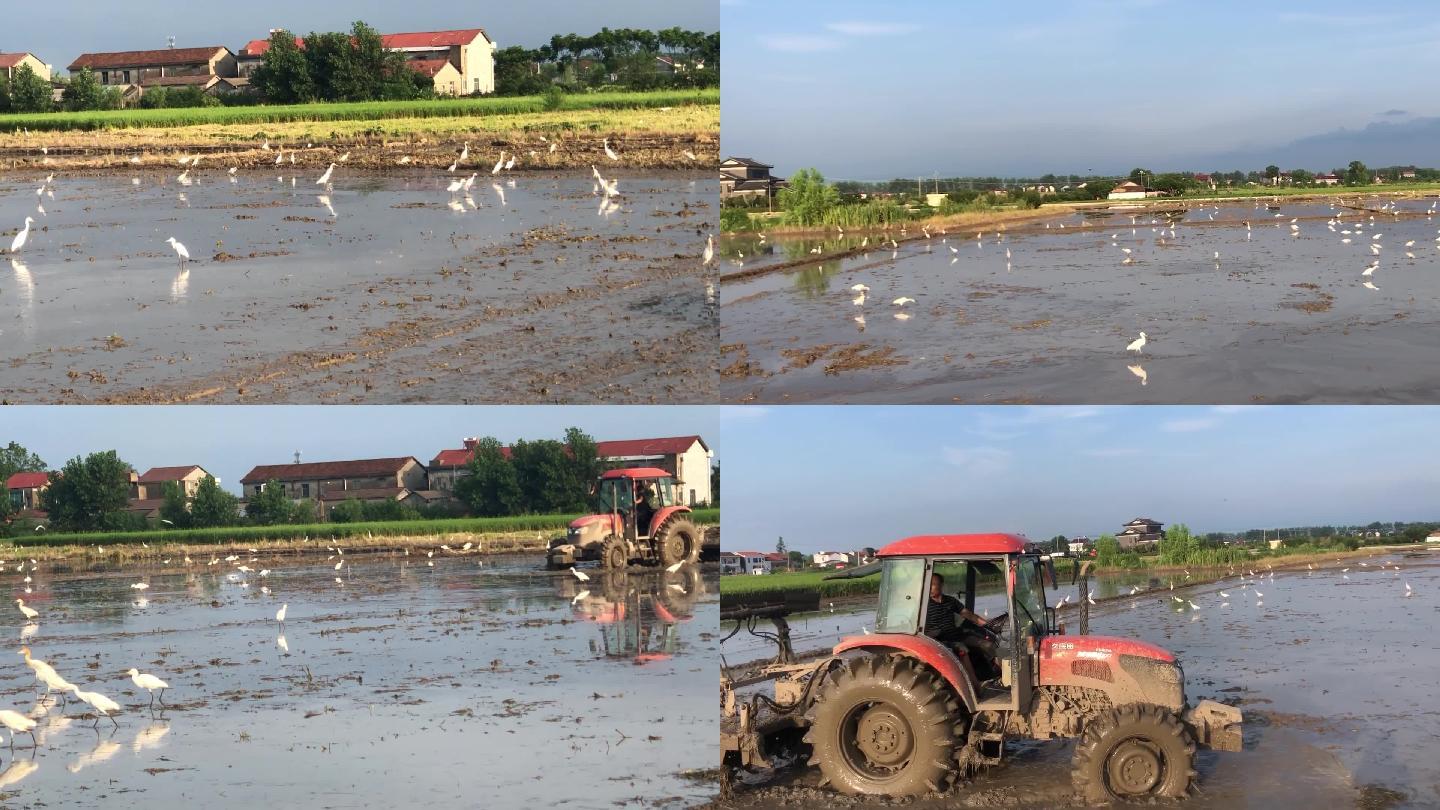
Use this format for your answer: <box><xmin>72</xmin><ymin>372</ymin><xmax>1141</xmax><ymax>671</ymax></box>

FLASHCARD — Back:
<box><xmin>474</xmin><ymin>78</ymin><xmax>480</xmax><ymax>92</ymax></box>
<box><xmin>254</xmin><ymin>485</ymin><xmax>262</xmax><ymax>496</ymax></box>
<box><xmin>689</xmin><ymin>488</ymin><xmax>696</xmax><ymax>506</ymax></box>
<box><xmin>875</xmin><ymin>558</ymin><xmax>925</xmax><ymax>634</ymax></box>
<box><xmin>301</xmin><ymin>483</ymin><xmax>310</xmax><ymax>497</ymax></box>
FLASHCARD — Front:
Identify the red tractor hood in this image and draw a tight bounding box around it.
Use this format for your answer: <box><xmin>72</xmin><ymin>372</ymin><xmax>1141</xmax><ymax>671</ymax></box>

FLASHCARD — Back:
<box><xmin>569</xmin><ymin>514</ymin><xmax>619</xmax><ymax>532</ymax></box>
<box><xmin>1042</xmin><ymin>634</ymin><xmax>1176</xmax><ymax>663</ymax></box>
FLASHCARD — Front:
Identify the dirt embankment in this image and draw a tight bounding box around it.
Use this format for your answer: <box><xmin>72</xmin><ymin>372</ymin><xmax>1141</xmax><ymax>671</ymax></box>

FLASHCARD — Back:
<box><xmin>0</xmin><ymin>130</ymin><xmax>717</xmax><ymax>173</ymax></box>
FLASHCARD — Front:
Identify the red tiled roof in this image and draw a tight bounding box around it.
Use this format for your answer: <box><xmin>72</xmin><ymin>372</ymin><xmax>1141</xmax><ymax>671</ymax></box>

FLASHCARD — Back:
<box><xmin>596</xmin><ymin>436</ymin><xmax>706</xmax><ymax>457</ymax></box>
<box><xmin>125</xmin><ymin>499</ymin><xmax>167</xmax><ymax>512</ymax></box>
<box><xmin>69</xmin><ymin>47</ymin><xmax>229</xmax><ymax>71</ymax></box>
<box><xmin>138</xmin><ymin>466</ymin><xmax>206</xmax><ymax>483</ymax></box>
<box><xmin>319</xmin><ymin>487</ymin><xmax>408</xmax><ymax>502</ymax></box>
<box><xmin>0</xmin><ymin>53</ymin><xmax>38</xmax><ymax>69</ymax></box>
<box><xmin>241</xmin><ymin>457</ymin><xmax>418</xmax><ymax>484</ymax></box>
<box><xmin>407</xmin><ymin>59</ymin><xmax>453</xmax><ymax>78</ymax></box>
<box><xmin>5</xmin><ymin>472</ymin><xmax>50</xmax><ymax>490</ymax></box>
<box><xmin>241</xmin><ymin>28</ymin><xmax>488</xmax><ymax>57</ymax></box>
<box><xmin>431</xmin><ymin>445</ymin><xmax>512</xmax><ymax>468</ymax></box>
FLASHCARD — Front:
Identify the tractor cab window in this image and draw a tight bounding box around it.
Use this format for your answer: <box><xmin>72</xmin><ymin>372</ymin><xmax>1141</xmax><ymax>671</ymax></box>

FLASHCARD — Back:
<box><xmin>598</xmin><ymin>480</ymin><xmax>634</xmax><ymax>513</ymax></box>
<box><xmin>875</xmin><ymin>558</ymin><xmax>926</xmax><ymax>634</ymax></box>
<box><xmin>651</xmin><ymin>478</ymin><xmax>676</xmax><ymax>507</ymax></box>
<box><xmin>1011</xmin><ymin>558</ymin><xmax>1047</xmax><ymax>640</ymax></box>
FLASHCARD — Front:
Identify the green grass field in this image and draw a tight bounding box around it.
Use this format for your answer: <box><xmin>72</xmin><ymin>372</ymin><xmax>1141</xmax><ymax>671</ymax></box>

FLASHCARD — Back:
<box><xmin>0</xmin><ymin>89</ymin><xmax>718</xmax><ymax>133</ymax></box>
<box><xmin>13</xmin><ymin>507</ymin><xmax>719</xmax><ymax>547</ymax></box>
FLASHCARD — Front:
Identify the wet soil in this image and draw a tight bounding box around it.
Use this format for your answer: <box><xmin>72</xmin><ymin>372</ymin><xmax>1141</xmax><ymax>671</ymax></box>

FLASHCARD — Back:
<box><xmin>1</xmin><ymin>170</ymin><xmax>717</xmax><ymax>404</ymax></box>
<box><xmin>721</xmin><ymin>197</ymin><xmax>1440</xmax><ymax>403</ymax></box>
<box><xmin>719</xmin><ymin>549</ymin><xmax>1440</xmax><ymax>808</ymax></box>
<box><xmin>0</xmin><ymin>553</ymin><xmax>717</xmax><ymax>808</ymax></box>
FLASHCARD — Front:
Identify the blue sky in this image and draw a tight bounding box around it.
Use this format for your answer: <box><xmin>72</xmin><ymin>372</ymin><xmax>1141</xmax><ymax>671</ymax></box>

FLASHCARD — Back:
<box><xmin>721</xmin><ymin>0</ymin><xmax>1440</xmax><ymax>179</ymax></box>
<box><xmin>8</xmin><ymin>1</ymin><xmax>715</xmax><ymax>67</ymax></box>
<box><xmin>1</xmin><ymin>406</ymin><xmax>717</xmax><ymax>496</ymax></box>
<box><xmin>720</xmin><ymin>406</ymin><xmax>1440</xmax><ymax>553</ymax></box>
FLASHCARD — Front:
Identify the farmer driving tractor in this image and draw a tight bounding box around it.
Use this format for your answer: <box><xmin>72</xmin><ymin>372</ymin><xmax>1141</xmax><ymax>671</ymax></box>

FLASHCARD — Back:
<box><xmin>925</xmin><ymin>572</ymin><xmax>1000</xmax><ymax>681</ymax></box>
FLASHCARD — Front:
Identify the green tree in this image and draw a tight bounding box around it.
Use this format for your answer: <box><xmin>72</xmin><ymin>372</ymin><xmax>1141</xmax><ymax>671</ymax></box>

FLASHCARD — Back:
<box><xmin>62</xmin><ymin>67</ymin><xmax>104</xmax><ymax>111</ymax></box>
<box><xmin>512</xmin><ymin>439</ymin><xmax>578</xmax><ymax>513</ymax></box>
<box><xmin>1050</xmin><ymin>534</ymin><xmax>1067</xmax><ymax>553</ymax></box>
<box><xmin>1289</xmin><ymin>169</ymin><xmax>1314</xmax><ymax>186</ymax></box>
<box><xmin>8</xmin><ymin>64</ymin><xmax>52</xmax><ymax>113</ymax></box>
<box><xmin>291</xmin><ymin>499</ymin><xmax>319</xmax><ymax>524</ymax></box>
<box><xmin>562</xmin><ymin>428</ymin><xmax>603</xmax><ymax>509</ymax></box>
<box><xmin>778</xmin><ymin>168</ymin><xmax>840</xmax><ymax>226</ymax></box>
<box><xmin>190</xmin><ymin>476</ymin><xmax>240</xmax><ymax>527</ymax></box>
<box><xmin>1094</xmin><ymin>534</ymin><xmax>1120</xmax><ymax>566</ymax></box>
<box><xmin>1128</xmin><ymin>168</ymin><xmax>1152</xmax><ymax>183</ymax></box>
<box><xmin>1264</xmin><ymin>164</ymin><xmax>1280</xmax><ymax>183</ymax></box>
<box><xmin>41</xmin><ymin>451</ymin><xmax>132</xmax><ymax>531</ymax></box>
<box><xmin>711</xmin><ymin>461</ymin><xmax>720</xmax><ymax>505</ymax></box>
<box><xmin>1159</xmin><ymin>523</ymin><xmax>1196</xmax><ymax>566</ymax></box>
<box><xmin>329</xmin><ymin>498</ymin><xmax>365</xmax><ymax>523</ymax></box>
<box><xmin>0</xmin><ymin>74</ymin><xmax>11</xmax><ymax>114</ymax></box>
<box><xmin>495</xmin><ymin>46</ymin><xmax>548</xmax><ymax>96</ymax></box>
<box><xmin>454</xmin><ymin>437</ymin><xmax>522</xmax><ymax>517</ymax></box>
<box><xmin>776</xmin><ymin>536</ymin><xmax>787</xmax><ymax>555</ymax></box>
<box><xmin>247</xmin><ymin>479</ymin><xmax>293</xmax><ymax>526</ymax></box>
<box><xmin>252</xmin><ymin>29</ymin><xmax>315</xmax><ymax>103</ymax></box>
<box><xmin>1345</xmin><ymin>160</ymin><xmax>1370</xmax><ymax>186</ymax></box>
<box><xmin>158</xmin><ymin>481</ymin><xmax>192</xmax><ymax>529</ymax></box>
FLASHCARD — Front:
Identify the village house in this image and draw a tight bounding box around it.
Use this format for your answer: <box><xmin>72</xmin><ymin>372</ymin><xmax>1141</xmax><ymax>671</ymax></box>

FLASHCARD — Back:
<box><xmin>0</xmin><ymin>53</ymin><xmax>52</xmax><ymax>82</ymax></box>
<box><xmin>133</xmin><ymin>465</ymin><xmax>215</xmax><ymax>500</ymax></box>
<box><xmin>240</xmin><ymin>457</ymin><xmax>430</xmax><ymax>517</ymax></box>
<box><xmin>1066</xmin><ymin>536</ymin><xmax>1093</xmax><ymax>555</ymax></box>
<box><xmin>1107</xmin><ymin>180</ymin><xmax>1162</xmax><ymax>200</ymax></box>
<box><xmin>721</xmin><ymin>157</ymin><xmax>787</xmax><ymax>204</ymax></box>
<box><xmin>1315</xmin><ymin>173</ymin><xmax>1340</xmax><ymax>186</ymax></box>
<box><xmin>811</xmin><ymin>550</ymin><xmax>851</xmax><ymax>567</ymax></box>
<box><xmin>1400</xmin><ymin>167</ymin><xmax>1418</xmax><ymax>180</ymax></box>
<box><xmin>68</xmin><ymin>46</ymin><xmax>238</xmax><ymax>100</ymax></box>
<box><xmin>763</xmin><ymin>552</ymin><xmax>790</xmax><ymax>572</ymax></box>
<box><xmin>722</xmin><ymin>551</ymin><xmax>771</xmax><ymax>575</ymax></box>
<box><xmin>1117</xmin><ymin>517</ymin><xmax>1165</xmax><ymax>550</ymax></box>
<box><xmin>238</xmin><ymin>28</ymin><xmax>496</xmax><ymax>95</ymax></box>
<box><xmin>5</xmin><ymin>472</ymin><xmax>50</xmax><ymax>512</ymax></box>
<box><xmin>428</xmin><ymin>435</ymin><xmax>713</xmax><ymax>506</ymax></box>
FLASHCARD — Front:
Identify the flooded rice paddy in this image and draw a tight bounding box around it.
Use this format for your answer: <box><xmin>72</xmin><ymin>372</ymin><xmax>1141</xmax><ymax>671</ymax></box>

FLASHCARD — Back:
<box><xmin>721</xmin><ymin>197</ymin><xmax>1440</xmax><ymax>404</ymax></box>
<box><xmin>1</xmin><ymin>552</ymin><xmax>717</xmax><ymax>808</ymax></box>
<box><xmin>0</xmin><ymin>170</ymin><xmax>716</xmax><ymax>404</ymax></box>
<box><xmin>722</xmin><ymin>549</ymin><xmax>1440</xmax><ymax>809</ymax></box>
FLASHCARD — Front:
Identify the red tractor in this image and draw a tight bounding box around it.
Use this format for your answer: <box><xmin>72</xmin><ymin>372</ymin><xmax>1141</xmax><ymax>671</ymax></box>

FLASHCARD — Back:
<box><xmin>721</xmin><ymin>533</ymin><xmax>1243</xmax><ymax>802</ymax></box>
<box><xmin>547</xmin><ymin>468</ymin><xmax>702</xmax><ymax>570</ymax></box>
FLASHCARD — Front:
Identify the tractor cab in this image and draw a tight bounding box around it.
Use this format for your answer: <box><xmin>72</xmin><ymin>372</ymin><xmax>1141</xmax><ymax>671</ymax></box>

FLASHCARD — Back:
<box><xmin>857</xmin><ymin>534</ymin><xmax>1060</xmax><ymax>713</ymax></box>
<box><xmin>593</xmin><ymin>467</ymin><xmax>678</xmax><ymax>541</ymax></box>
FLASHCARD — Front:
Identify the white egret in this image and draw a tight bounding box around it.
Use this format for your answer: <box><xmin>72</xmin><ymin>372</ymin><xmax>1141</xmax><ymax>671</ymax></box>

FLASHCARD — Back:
<box><xmin>9</xmin><ymin>217</ymin><xmax>35</xmax><ymax>253</ymax></box>
<box><xmin>459</xmin><ymin>142</ymin><xmax>469</xmax><ymax>163</ymax></box>
<box><xmin>129</xmin><ymin>582</ymin><xmax>148</xmax><ymax>590</ymax></box>
<box><xmin>703</xmin><ymin>234</ymin><xmax>714</xmax><ymax>266</ymax></box>
<box><xmin>665</xmin><ymin>561</ymin><xmax>684</xmax><ymax>573</ymax></box>
<box><xmin>0</xmin><ymin>710</ymin><xmax>37</xmax><ymax>749</ymax></box>
<box><xmin>127</xmin><ymin>669</ymin><xmax>170</xmax><ymax>708</ymax></box>
<box><xmin>892</xmin><ymin>297</ymin><xmax>915</xmax><ymax>306</ymax></box>
<box><xmin>69</xmin><ymin>686</ymin><xmax>121</xmax><ymax>728</ymax></box>
<box><xmin>15</xmin><ymin>600</ymin><xmax>37</xmax><ymax>621</ymax></box>
<box><xmin>1126</xmin><ymin>332</ymin><xmax>1147</xmax><ymax>353</ymax></box>
<box><xmin>165</xmin><ymin>237</ymin><xmax>190</xmax><ymax>266</ymax></box>
<box><xmin>492</xmin><ymin>152</ymin><xmax>505</xmax><ymax>175</ymax></box>
<box><xmin>571</xmin><ymin>568</ymin><xmax>590</xmax><ymax>582</ymax></box>
<box><xmin>275</xmin><ymin>603</ymin><xmax>288</xmax><ymax>628</ymax></box>
<box><xmin>315</xmin><ymin>163</ymin><xmax>335</xmax><ymax>185</ymax></box>
<box><xmin>603</xmin><ymin>138</ymin><xmax>619</xmax><ymax>161</ymax></box>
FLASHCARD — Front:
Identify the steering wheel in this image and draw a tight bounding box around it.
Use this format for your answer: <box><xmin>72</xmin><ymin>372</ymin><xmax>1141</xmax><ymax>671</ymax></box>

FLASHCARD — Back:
<box><xmin>982</xmin><ymin>612</ymin><xmax>1009</xmax><ymax>641</ymax></box>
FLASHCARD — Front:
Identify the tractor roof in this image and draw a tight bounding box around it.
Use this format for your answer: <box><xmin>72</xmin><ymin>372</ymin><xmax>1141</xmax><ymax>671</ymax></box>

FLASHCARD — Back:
<box><xmin>878</xmin><ymin>533</ymin><xmax>1029</xmax><ymax>557</ymax></box>
<box><xmin>600</xmin><ymin>467</ymin><xmax>673</xmax><ymax>480</ymax></box>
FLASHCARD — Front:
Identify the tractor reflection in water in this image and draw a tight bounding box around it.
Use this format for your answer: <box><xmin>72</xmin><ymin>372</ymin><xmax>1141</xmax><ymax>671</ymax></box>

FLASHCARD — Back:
<box><xmin>547</xmin><ymin>468</ymin><xmax>703</xmax><ymax>571</ymax></box>
<box><xmin>559</xmin><ymin>568</ymin><xmax>707</xmax><ymax>664</ymax></box>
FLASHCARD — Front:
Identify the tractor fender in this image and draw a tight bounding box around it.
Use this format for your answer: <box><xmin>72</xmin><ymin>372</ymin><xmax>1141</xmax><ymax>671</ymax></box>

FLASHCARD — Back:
<box><xmin>832</xmin><ymin>633</ymin><xmax>978</xmax><ymax>713</ymax></box>
<box><xmin>648</xmin><ymin>505</ymin><xmax>692</xmax><ymax>535</ymax></box>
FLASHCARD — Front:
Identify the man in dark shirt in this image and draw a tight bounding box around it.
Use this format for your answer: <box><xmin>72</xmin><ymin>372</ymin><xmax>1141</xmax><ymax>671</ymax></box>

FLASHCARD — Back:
<box><xmin>925</xmin><ymin>573</ymin><xmax>998</xmax><ymax>677</ymax></box>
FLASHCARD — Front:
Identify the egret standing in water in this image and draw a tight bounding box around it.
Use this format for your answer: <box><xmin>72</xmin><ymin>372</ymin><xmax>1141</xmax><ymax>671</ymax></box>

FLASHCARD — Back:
<box><xmin>275</xmin><ymin>603</ymin><xmax>287</xmax><ymax>629</ymax></box>
<box><xmin>0</xmin><ymin>710</ymin><xmax>37</xmax><ymax>749</ymax></box>
<box><xmin>127</xmin><ymin>669</ymin><xmax>170</xmax><ymax>708</ymax></box>
<box><xmin>315</xmin><ymin>163</ymin><xmax>335</xmax><ymax>185</ymax></box>
<box><xmin>15</xmin><ymin>599</ymin><xmax>37</xmax><ymax>621</ymax></box>
<box><xmin>1126</xmin><ymin>332</ymin><xmax>1148</xmax><ymax>354</ymax></box>
<box><xmin>571</xmin><ymin>568</ymin><xmax>590</xmax><ymax>582</ymax></box>
<box><xmin>165</xmin><ymin>237</ymin><xmax>190</xmax><ymax>268</ymax></box>
<box><xmin>8</xmin><ymin>217</ymin><xmax>35</xmax><ymax>253</ymax></box>
<box><xmin>603</xmin><ymin>138</ymin><xmax>619</xmax><ymax>161</ymax></box>
<box><xmin>70</xmin><ymin>686</ymin><xmax>121</xmax><ymax>728</ymax></box>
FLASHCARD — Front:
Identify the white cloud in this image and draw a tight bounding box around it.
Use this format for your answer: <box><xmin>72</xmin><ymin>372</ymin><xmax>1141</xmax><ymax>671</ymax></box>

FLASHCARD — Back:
<box><xmin>941</xmin><ymin>446</ymin><xmax>1013</xmax><ymax>477</ymax></box>
<box><xmin>1160</xmin><ymin>418</ymin><xmax>1219</xmax><ymax>433</ymax></box>
<box><xmin>823</xmin><ymin>21</ymin><xmax>922</xmax><ymax>36</ymax></box>
<box><xmin>758</xmin><ymin>34</ymin><xmax>842</xmax><ymax>53</ymax></box>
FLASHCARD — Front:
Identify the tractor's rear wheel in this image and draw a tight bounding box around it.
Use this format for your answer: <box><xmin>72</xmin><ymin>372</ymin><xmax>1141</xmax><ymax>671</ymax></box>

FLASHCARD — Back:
<box><xmin>804</xmin><ymin>654</ymin><xmax>962</xmax><ymax>796</ymax></box>
<box><xmin>601</xmin><ymin>535</ymin><xmax>629</xmax><ymax>570</ymax></box>
<box><xmin>1072</xmin><ymin>703</ymin><xmax>1196</xmax><ymax>803</ymax></box>
<box><xmin>655</xmin><ymin>517</ymin><xmax>700</xmax><ymax>567</ymax></box>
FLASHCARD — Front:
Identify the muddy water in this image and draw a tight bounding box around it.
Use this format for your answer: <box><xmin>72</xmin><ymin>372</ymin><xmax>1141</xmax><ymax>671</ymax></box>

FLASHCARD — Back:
<box><xmin>1</xmin><ymin>553</ymin><xmax>717</xmax><ymax>808</ymax></box>
<box><xmin>0</xmin><ymin>170</ymin><xmax>715</xmax><ymax>404</ymax></box>
<box><xmin>723</xmin><ymin>550</ymin><xmax>1440</xmax><ymax>808</ymax></box>
<box><xmin>721</xmin><ymin>198</ymin><xmax>1440</xmax><ymax>403</ymax></box>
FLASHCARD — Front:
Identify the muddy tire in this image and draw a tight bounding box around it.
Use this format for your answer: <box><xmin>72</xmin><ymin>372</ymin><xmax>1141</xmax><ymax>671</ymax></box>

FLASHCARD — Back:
<box><xmin>654</xmin><ymin>517</ymin><xmax>700</xmax><ymax>567</ymax></box>
<box><xmin>803</xmin><ymin>654</ymin><xmax>962</xmax><ymax>796</ymax></box>
<box><xmin>1072</xmin><ymin>703</ymin><xmax>1196</xmax><ymax>803</ymax></box>
<box><xmin>601</xmin><ymin>535</ymin><xmax>629</xmax><ymax>570</ymax></box>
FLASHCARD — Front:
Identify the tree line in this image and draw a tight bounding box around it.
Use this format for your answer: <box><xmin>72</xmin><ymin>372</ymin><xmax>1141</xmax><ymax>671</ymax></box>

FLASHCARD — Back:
<box><xmin>252</xmin><ymin>21</ymin><xmax>432</xmax><ymax>104</ymax></box>
<box><xmin>494</xmin><ymin>27</ymin><xmax>719</xmax><ymax>95</ymax></box>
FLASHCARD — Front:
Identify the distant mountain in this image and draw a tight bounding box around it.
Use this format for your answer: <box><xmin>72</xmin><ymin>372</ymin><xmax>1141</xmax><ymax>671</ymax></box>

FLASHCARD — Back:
<box><xmin>1191</xmin><ymin>117</ymin><xmax>1440</xmax><ymax>172</ymax></box>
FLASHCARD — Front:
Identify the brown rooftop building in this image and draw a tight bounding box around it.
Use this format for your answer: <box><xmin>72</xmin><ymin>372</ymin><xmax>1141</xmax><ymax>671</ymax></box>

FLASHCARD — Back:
<box><xmin>68</xmin><ymin>46</ymin><xmax>237</xmax><ymax>90</ymax></box>
<box><xmin>0</xmin><ymin>53</ymin><xmax>51</xmax><ymax>82</ymax></box>
<box><xmin>721</xmin><ymin>157</ymin><xmax>787</xmax><ymax>206</ymax></box>
<box><xmin>240</xmin><ymin>457</ymin><xmax>428</xmax><ymax>502</ymax></box>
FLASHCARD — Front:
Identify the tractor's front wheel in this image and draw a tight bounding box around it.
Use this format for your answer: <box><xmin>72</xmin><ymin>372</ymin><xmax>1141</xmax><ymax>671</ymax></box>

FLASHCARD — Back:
<box><xmin>601</xmin><ymin>535</ymin><xmax>629</xmax><ymax>570</ymax></box>
<box><xmin>655</xmin><ymin>517</ymin><xmax>701</xmax><ymax>567</ymax></box>
<box><xmin>1072</xmin><ymin>703</ymin><xmax>1196</xmax><ymax>803</ymax></box>
<box><xmin>804</xmin><ymin>654</ymin><xmax>962</xmax><ymax>796</ymax></box>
